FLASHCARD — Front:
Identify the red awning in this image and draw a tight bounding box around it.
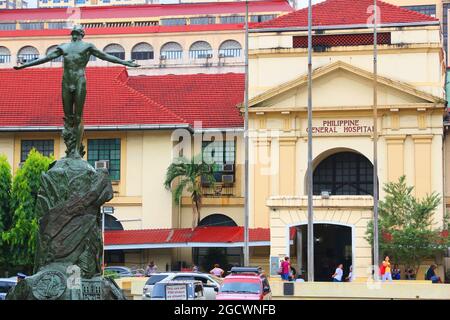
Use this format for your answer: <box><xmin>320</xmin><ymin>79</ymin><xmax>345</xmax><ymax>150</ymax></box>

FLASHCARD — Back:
<box><xmin>105</xmin><ymin>226</ymin><xmax>296</xmax><ymax>249</ymax></box>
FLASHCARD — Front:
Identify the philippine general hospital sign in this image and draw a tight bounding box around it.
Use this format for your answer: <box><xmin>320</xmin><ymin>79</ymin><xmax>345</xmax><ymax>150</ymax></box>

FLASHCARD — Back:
<box><xmin>307</xmin><ymin>119</ymin><xmax>374</xmax><ymax>134</ymax></box>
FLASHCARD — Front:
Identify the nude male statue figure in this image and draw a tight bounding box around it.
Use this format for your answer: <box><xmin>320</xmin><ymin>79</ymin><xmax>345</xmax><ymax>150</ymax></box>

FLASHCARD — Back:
<box><xmin>14</xmin><ymin>26</ymin><xmax>140</xmax><ymax>158</ymax></box>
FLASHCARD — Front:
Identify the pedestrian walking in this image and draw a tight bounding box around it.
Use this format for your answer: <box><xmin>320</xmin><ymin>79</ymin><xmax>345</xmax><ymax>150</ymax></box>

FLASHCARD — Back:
<box><xmin>332</xmin><ymin>264</ymin><xmax>344</xmax><ymax>282</ymax></box>
<box><xmin>210</xmin><ymin>264</ymin><xmax>225</xmax><ymax>277</ymax></box>
<box><xmin>345</xmin><ymin>265</ymin><xmax>354</xmax><ymax>282</ymax></box>
<box><xmin>280</xmin><ymin>257</ymin><xmax>290</xmax><ymax>281</ymax></box>
<box><xmin>145</xmin><ymin>261</ymin><xmax>158</xmax><ymax>276</ymax></box>
<box><xmin>381</xmin><ymin>256</ymin><xmax>393</xmax><ymax>282</ymax></box>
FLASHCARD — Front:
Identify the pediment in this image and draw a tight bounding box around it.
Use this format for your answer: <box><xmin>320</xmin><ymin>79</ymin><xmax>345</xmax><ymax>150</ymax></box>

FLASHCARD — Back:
<box><xmin>246</xmin><ymin>61</ymin><xmax>444</xmax><ymax>111</ymax></box>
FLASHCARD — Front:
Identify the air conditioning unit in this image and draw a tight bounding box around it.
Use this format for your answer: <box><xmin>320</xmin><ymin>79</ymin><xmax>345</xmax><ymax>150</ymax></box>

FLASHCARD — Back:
<box><xmin>222</xmin><ymin>174</ymin><xmax>234</xmax><ymax>185</ymax></box>
<box><xmin>95</xmin><ymin>160</ymin><xmax>110</xmax><ymax>170</ymax></box>
<box><xmin>223</xmin><ymin>164</ymin><xmax>234</xmax><ymax>172</ymax></box>
<box><xmin>160</xmin><ymin>55</ymin><xmax>167</xmax><ymax>60</ymax></box>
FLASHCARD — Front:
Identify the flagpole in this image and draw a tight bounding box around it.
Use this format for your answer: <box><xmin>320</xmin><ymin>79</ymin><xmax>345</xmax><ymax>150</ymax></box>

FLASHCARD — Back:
<box><xmin>307</xmin><ymin>0</ymin><xmax>314</xmax><ymax>282</ymax></box>
<box><xmin>372</xmin><ymin>0</ymin><xmax>380</xmax><ymax>281</ymax></box>
<box><xmin>243</xmin><ymin>0</ymin><xmax>250</xmax><ymax>267</ymax></box>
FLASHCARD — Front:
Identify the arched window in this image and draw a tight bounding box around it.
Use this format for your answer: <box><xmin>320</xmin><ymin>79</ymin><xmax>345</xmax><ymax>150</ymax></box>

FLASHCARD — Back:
<box><xmin>131</xmin><ymin>42</ymin><xmax>154</xmax><ymax>60</ymax></box>
<box><xmin>17</xmin><ymin>46</ymin><xmax>39</xmax><ymax>63</ymax></box>
<box><xmin>160</xmin><ymin>42</ymin><xmax>183</xmax><ymax>60</ymax></box>
<box><xmin>46</xmin><ymin>45</ymin><xmax>63</xmax><ymax>62</ymax></box>
<box><xmin>103</xmin><ymin>43</ymin><xmax>125</xmax><ymax>60</ymax></box>
<box><xmin>104</xmin><ymin>214</ymin><xmax>124</xmax><ymax>231</ymax></box>
<box><xmin>0</xmin><ymin>46</ymin><xmax>11</xmax><ymax>64</ymax></box>
<box><xmin>198</xmin><ymin>214</ymin><xmax>237</xmax><ymax>227</ymax></box>
<box><xmin>313</xmin><ymin>152</ymin><xmax>373</xmax><ymax>196</ymax></box>
<box><xmin>219</xmin><ymin>40</ymin><xmax>242</xmax><ymax>58</ymax></box>
<box><xmin>189</xmin><ymin>41</ymin><xmax>212</xmax><ymax>59</ymax></box>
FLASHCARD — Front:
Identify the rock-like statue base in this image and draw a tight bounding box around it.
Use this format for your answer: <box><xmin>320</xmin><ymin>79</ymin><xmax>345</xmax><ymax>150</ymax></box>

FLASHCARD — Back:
<box><xmin>7</xmin><ymin>263</ymin><xmax>125</xmax><ymax>300</ymax></box>
<box><xmin>7</xmin><ymin>157</ymin><xmax>125</xmax><ymax>300</ymax></box>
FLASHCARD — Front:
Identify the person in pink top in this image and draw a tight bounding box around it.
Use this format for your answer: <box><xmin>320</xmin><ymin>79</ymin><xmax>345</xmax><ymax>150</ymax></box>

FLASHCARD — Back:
<box><xmin>210</xmin><ymin>264</ymin><xmax>225</xmax><ymax>277</ymax></box>
<box><xmin>280</xmin><ymin>256</ymin><xmax>291</xmax><ymax>281</ymax></box>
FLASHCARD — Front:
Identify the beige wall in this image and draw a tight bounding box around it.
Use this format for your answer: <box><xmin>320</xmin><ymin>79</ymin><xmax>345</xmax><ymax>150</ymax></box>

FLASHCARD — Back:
<box><xmin>384</xmin><ymin>0</ymin><xmax>442</xmax><ymax>20</ymax></box>
<box><xmin>249</xmin><ymin>27</ymin><xmax>444</xmax><ymax>99</ymax></box>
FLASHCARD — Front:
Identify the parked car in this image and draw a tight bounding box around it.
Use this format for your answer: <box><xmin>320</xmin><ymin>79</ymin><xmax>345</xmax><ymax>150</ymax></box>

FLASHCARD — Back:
<box><xmin>104</xmin><ymin>266</ymin><xmax>135</xmax><ymax>277</ymax></box>
<box><xmin>149</xmin><ymin>280</ymin><xmax>205</xmax><ymax>300</ymax></box>
<box><xmin>0</xmin><ymin>278</ymin><xmax>17</xmax><ymax>300</ymax></box>
<box><xmin>216</xmin><ymin>267</ymin><xmax>272</xmax><ymax>300</ymax></box>
<box><xmin>142</xmin><ymin>272</ymin><xmax>222</xmax><ymax>300</ymax></box>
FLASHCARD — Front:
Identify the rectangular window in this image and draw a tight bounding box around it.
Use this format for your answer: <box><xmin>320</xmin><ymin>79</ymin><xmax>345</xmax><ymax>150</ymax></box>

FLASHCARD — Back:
<box><xmin>401</xmin><ymin>5</ymin><xmax>436</xmax><ymax>17</ymax></box>
<box><xmin>87</xmin><ymin>139</ymin><xmax>121</xmax><ymax>181</ymax></box>
<box><xmin>21</xmin><ymin>140</ymin><xmax>54</xmax><ymax>162</ymax></box>
<box><xmin>19</xmin><ymin>22</ymin><xmax>44</xmax><ymax>30</ymax></box>
<box><xmin>190</xmin><ymin>16</ymin><xmax>215</xmax><ymax>25</ymax></box>
<box><xmin>131</xmin><ymin>51</ymin><xmax>154</xmax><ymax>60</ymax></box>
<box><xmin>0</xmin><ymin>23</ymin><xmax>16</xmax><ymax>31</ymax></box>
<box><xmin>48</xmin><ymin>22</ymin><xmax>69</xmax><ymax>29</ymax></box>
<box><xmin>250</xmin><ymin>14</ymin><xmax>277</xmax><ymax>23</ymax></box>
<box><xmin>202</xmin><ymin>139</ymin><xmax>235</xmax><ymax>185</ymax></box>
<box><xmin>0</xmin><ymin>55</ymin><xmax>11</xmax><ymax>64</ymax></box>
<box><xmin>220</xmin><ymin>15</ymin><xmax>245</xmax><ymax>24</ymax></box>
<box><xmin>160</xmin><ymin>18</ymin><xmax>187</xmax><ymax>26</ymax></box>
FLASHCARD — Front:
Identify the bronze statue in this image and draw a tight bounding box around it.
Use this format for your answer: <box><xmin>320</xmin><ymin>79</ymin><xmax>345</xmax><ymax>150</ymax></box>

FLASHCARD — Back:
<box><xmin>14</xmin><ymin>25</ymin><xmax>140</xmax><ymax>158</ymax></box>
<box><xmin>7</xmin><ymin>26</ymin><xmax>136</xmax><ymax>300</ymax></box>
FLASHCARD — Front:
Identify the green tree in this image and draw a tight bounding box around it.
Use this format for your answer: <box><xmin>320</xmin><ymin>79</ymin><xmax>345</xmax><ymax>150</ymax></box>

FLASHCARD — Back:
<box><xmin>164</xmin><ymin>156</ymin><xmax>215</xmax><ymax>230</ymax></box>
<box><xmin>0</xmin><ymin>155</ymin><xmax>12</xmax><ymax>272</ymax></box>
<box><xmin>2</xmin><ymin>149</ymin><xmax>53</xmax><ymax>272</ymax></box>
<box><xmin>366</xmin><ymin>176</ymin><xmax>449</xmax><ymax>276</ymax></box>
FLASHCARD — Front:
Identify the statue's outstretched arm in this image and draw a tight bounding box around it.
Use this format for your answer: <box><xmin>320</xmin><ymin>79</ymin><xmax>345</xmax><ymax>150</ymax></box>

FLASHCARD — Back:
<box><xmin>90</xmin><ymin>45</ymin><xmax>140</xmax><ymax>68</ymax></box>
<box><xmin>14</xmin><ymin>49</ymin><xmax>63</xmax><ymax>70</ymax></box>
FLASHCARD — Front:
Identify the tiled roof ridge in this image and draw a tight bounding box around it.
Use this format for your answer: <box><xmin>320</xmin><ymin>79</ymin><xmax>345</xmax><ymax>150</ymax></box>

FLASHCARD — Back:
<box><xmin>114</xmin><ymin>68</ymin><xmax>189</xmax><ymax>125</ymax></box>
<box><xmin>254</xmin><ymin>0</ymin><xmax>437</xmax><ymax>29</ymax></box>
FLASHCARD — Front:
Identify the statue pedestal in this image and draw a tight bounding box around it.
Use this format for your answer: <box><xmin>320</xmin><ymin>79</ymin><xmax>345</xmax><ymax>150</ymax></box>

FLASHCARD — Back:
<box><xmin>7</xmin><ymin>157</ymin><xmax>125</xmax><ymax>300</ymax></box>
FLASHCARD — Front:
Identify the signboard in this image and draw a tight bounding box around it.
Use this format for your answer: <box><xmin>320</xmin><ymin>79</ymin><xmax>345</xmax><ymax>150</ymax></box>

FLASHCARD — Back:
<box><xmin>82</xmin><ymin>279</ymin><xmax>102</xmax><ymax>300</ymax></box>
<box><xmin>307</xmin><ymin>119</ymin><xmax>373</xmax><ymax>135</ymax></box>
<box><xmin>165</xmin><ymin>284</ymin><xmax>188</xmax><ymax>300</ymax></box>
<box><xmin>270</xmin><ymin>256</ymin><xmax>281</xmax><ymax>276</ymax></box>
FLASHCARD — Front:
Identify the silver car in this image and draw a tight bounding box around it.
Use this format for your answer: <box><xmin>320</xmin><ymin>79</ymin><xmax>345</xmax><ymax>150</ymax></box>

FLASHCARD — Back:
<box><xmin>142</xmin><ymin>272</ymin><xmax>222</xmax><ymax>300</ymax></box>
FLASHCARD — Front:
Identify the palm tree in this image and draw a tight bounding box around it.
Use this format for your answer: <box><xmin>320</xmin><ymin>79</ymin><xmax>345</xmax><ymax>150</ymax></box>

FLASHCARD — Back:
<box><xmin>164</xmin><ymin>156</ymin><xmax>215</xmax><ymax>230</ymax></box>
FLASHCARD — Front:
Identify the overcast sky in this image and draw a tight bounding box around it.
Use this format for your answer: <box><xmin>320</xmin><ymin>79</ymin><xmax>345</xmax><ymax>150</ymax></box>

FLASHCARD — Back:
<box><xmin>25</xmin><ymin>0</ymin><xmax>327</xmax><ymax>10</ymax></box>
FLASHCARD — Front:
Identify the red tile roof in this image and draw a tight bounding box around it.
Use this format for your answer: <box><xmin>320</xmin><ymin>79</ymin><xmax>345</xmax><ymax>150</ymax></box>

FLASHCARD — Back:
<box><xmin>253</xmin><ymin>0</ymin><xmax>437</xmax><ymax>30</ymax></box>
<box><xmin>0</xmin><ymin>0</ymin><xmax>293</xmax><ymax>21</ymax></box>
<box><xmin>128</xmin><ymin>73</ymin><xmax>244</xmax><ymax>128</ymax></box>
<box><xmin>0</xmin><ymin>24</ymin><xmax>254</xmax><ymax>38</ymax></box>
<box><xmin>105</xmin><ymin>226</ymin><xmax>297</xmax><ymax>246</ymax></box>
<box><xmin>0</xmin><ymin>67</ymin><xmax>244</xmax><ymax>129</ymax></box>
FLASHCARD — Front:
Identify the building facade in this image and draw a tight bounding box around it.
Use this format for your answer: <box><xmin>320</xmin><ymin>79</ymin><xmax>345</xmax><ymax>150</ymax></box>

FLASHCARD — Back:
<box><xmin>0</xmin><ymin>0</ymin><xmax>27</xmax><ymax>9</ymax></box>
<box><xmin>247</xmin><ymin>0</ymin><xmax>446</xmax><ymax>280</ymax></box>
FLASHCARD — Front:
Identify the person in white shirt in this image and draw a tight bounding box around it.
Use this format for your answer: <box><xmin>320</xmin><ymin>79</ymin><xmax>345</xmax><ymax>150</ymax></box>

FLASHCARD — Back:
<box><xmin>345</xmin><ymin>265</ymin><xmax>355</xmax><ymax>282</ymax></box>
<box><xmin>332</xmin><ymin>263</ymin><xmax>344</xmax><ymax>282</ymax></box>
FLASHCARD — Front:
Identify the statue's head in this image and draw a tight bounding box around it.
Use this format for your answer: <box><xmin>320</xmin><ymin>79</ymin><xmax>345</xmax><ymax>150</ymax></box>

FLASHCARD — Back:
<box><xmin>70</xmin><ymin>25</ymin><xmax>85</xmax><ymax>39</ymax></box>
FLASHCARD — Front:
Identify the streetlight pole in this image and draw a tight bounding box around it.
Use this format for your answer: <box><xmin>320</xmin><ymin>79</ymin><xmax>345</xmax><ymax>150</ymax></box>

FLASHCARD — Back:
<box><xmin>307</xmin><ymin>0</ymin><xmax>314</xmax><ymax>282</ymax></box>
<box><xmin>102</xmin><ymin>209</ymin><xmax>105</xmax><ymax>276</ymax></box>
<box><xmin>372</xmin><ymin>0</ymin><xmax>380</xmax><ymax>280</ymax></box>
<box><xmin>243</xmin><ymin>0</ymin><xmax>250</xmax><ymax>267</ymax></box>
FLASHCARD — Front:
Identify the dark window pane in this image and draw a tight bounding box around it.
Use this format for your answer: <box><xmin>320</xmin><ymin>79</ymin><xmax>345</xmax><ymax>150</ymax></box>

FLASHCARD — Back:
<box><xmin>20</xmin><ymin>140</ymin><xmax>54</xmax><ymax>162</ymax></box>
<box><xmin>313</xmin><ymin>152</ymin><xmax>373</xmax><ymax>196</ymax></box>
<box><xmin>87</xmin><ymin>138</ymin><xmax>121</xmax><ymax>181</ymax></box>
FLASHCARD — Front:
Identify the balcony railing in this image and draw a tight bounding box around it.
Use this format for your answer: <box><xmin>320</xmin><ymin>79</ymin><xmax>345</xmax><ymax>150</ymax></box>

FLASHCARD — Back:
<box><xmin>202</xmin><ymin>183</ymin><xmax>237</xmax><ymax>197</ymax></box>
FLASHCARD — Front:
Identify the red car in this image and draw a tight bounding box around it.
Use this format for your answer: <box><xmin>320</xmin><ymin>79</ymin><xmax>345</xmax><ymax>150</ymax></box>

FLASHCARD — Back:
<box><xmin>216</xmin><ymin>267</ymin><xmax>272</xmax><ymax>300</ymax></box>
